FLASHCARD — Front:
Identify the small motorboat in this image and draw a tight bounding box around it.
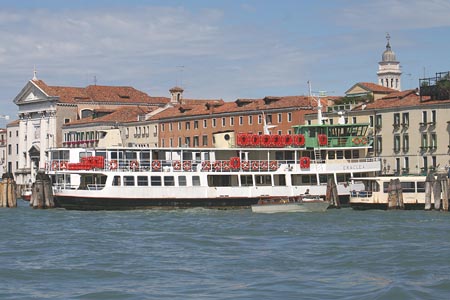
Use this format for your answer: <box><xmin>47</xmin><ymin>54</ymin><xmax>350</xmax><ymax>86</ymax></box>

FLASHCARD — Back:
<box><xmin>21</xmin><ymin>186</ymin><xmax>32</xmax><ymax>201</ymax></box>
<box><xmin>251</xmin><ymin>195</ymin><xmax>329</xmax><ymax>213</ymax></box>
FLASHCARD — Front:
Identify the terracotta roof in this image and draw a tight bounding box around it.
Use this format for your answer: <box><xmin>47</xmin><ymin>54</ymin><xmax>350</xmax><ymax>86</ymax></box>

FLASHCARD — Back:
<box><xmin>150</xmin><ymin>95</ymin><xmax>332</xmax><ymax>120</ymax></box>
<box><xmin>360</xmin><ymin>89</ymin><xmax>450</xmax><ymax>110</ymax></box>
<box><xmin>6</xmin><ymin>119</ymin><xmax>20</xmax><ymax>127</ymax></box>
<box><xmin>64</xmin><ymin>106</ymin><xmax>157</xmax><ymax>126</ymax></box>
<box><xmin>32</xmin><ymin>79</ymin><xmax>170</xmax><ymax>105</ymax></box>
<box><xmin>346</xmin><ymin>82</ymin><xmax>397</xmax><ymax>94</ymax></box>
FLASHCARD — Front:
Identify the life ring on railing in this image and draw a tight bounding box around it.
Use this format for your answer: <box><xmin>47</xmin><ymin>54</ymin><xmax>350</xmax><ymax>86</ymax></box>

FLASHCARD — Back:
<box><xmin>52</xmin><ymin>161</ymin><xmax>59</xmax><ymax>170</ymax></box>
<box><xmin>251</xmin><ymin>134</ymin><xmax>261</xmax><ymax>147</ymax></box>
<box><xmin>251</xmin><ymin>161</ymin><xmax>259</xmax><ymax>171</ymax></box>
<box><xmin>241</xmin><ymin>161</ymin><xmax>250</xmax><ymax>171</ymax></box>
<box><xmin>173</xmin><ymin>160</ymin><xmax>181</xmax><ymax>170</ymax></box>
<box><xmin>240</xmin><ymin>134</ymin><xmax>250</xmax><ymax>147</ymax></box>
<box><xmin>360</xmin><ymin>137</ymin><xmax>368</xmax><ymax>145</ymax></box>
<box><xmin>260</xmin><ymin>161</ymin><xmax>268</xmax><ymax>170</ymax></box>
<box><xmin>110</xmin><ymin>160</ymin><xmax>118</xmax><ymax>170</ymax></box>
<box><xmin>318</xmin><ymin>134</ymin><xmax>328</xmax><ymax>146</ymax></box>
<box><xmin>183</xmin><ymin>161</ymin><xmax>192</xmax><ymax>171</ymax></box>
<box><xmin>293</xmin><ymin>134</ymin><xmax>305</xmax><ymax>146</ymax></box>
<box><xmin>152</xmin><ymin>160</ymin><xmax>161</xmax><ymax>171</ymax></box>
<box><xmin>60</xmin><ymin>161</ymin><xmax>68</xmax><ymax>170</ymax></box>
<box><xmin>130</xmin><ymin>160</ymin><xmax>139</xmax><ymax>169</ymax></box>
<box><xmin>269</xmin><ymin>161</ymin><xmax>278</xmax><ymax>171</ymax></box>
<box><xmin>300</xmin><ymin>157</ymin><xmax>311</xmax><ymax>169</ymax></box>
<box><xmin>261</xmin><ymin>135</ymin><xmax>271</xmax><ymax>147</ymax></box>
<box><xmin>213</xmin><ymin>161</ymin><xmax>222</xmax><ymax>171</ymax></box>
<box><xmin>353</xmin><ymin>137</ymin><xmax>361</xmax><ymax>145</ymax></box>
<box><xmin>222</xmin><ymin>160</ymin><xmax>230</xmax><ymax>171</ymax></box>
<box><xmin>201</xmin><ymin>160</ymin><xmax>211</xmax><ymax>171</ymax></box>
<box><xmin>283</xmin><ymin>135</ymin><xmax>293</xmax><ymax>146</ymax></box>
<box><xmin>230</xmin><ymin>157</ymin><xmax>240</xmax><ymax>169</ymax></box>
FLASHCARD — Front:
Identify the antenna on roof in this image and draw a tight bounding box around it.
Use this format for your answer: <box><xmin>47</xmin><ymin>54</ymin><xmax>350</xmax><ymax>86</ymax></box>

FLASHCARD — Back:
<box><xmin>93</xmin><ymin>75</ymin><xmax>97</xmax><ymax>86</ymax></box>
<box><xmin>33</xmin><ymin>65</ymin><xmax>37</xmax><ymax>80</ymax></box>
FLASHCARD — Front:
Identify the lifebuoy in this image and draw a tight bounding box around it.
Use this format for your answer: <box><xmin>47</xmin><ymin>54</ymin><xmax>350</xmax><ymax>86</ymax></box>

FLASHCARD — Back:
<box><xmin>110</xmin><ymin>160</ymin><xmax>118</xmax><ymax>170</ymax></box>
<box><xmin>173</xmin><ymin>160</ymin><xmax>181</xmax><ymax>170</ymax></box>
<box><xmin>271</xmin><ymin>135</ymin><xmax>282</xmax><ymax>147</ymax></box>
<box><xmin>293</xmin><ymin>134</ymin><xmax>305</xmax><ymax>146</ymax></box>
<box><xmin>183</xmin><ymin>161</ymin><xmax>192</xmax><ymax>171</ymax></box>
<box><xmin>60</xmin><ymin>161</ymin><xmax>68</xmax><ymax>170</ymax></box>
<box><xmin>300</xmin><ymin>157</ymin><xmax>310</xmax><ymax>169</ymax></box>
<box><xmin>360</xmin><ymin>137</ymin><xmax>368</xmax><ymax>145</ymax></box>
<box><xmin>230</xmin><ymin>157</ymin><xmax>241</xmax><ymax>169</ymax></box>
<box><xmin>240</xmin><ymin>134</ymin><xmax>250</xmax><ymax>147</ymax></box>
<box><xmin>261</xmin><ymin>135</ymin><xmax>271</xmax><ymax>147</ymax></box>
<box><xmin>237</xmin><ymin>133</ymin><xmax>245</xmax><ymax>146</ymax></box>
<box><xmin>353</xmin><ymin>137</ymin><xmax>361</xmax><ymax>145</ymax></box>
<box><xmin>52</xmin><ymin>161</ymin><xmax>59</xmax><ymax>170</ymax></box>
<box><xmin>241</xmin><ymin>161</ymin><xmax>250</xmax><ymax>171</ymax></box>
<box><xmin>251</xmin><ymin>134</ymin><xmax>261</xmax><ymax>147</ymax></box>
<box><xmin>213</xmin><ymin>161</ymin><xmax>222</xmax><ymax>171</ymax></box>
<box><xmin>260</xmin><ymin>161</ymin><xmax>268</xmax><ymax>170</ymax></box>
<box><xmin>152</xmin><ymin>160</ymin><xmax>161</xmax><ymax>171</ymax></box>
<box><xmin>318</xmin><ymin>134</ymin><xmax>328</xmax><ymax>146</ymax></box>
<box><xmin>222</xmin><ymin>160</ymin><xmax>230</xmax><ymax>171</ymax></box>
<box><xmin>202</xmin><ymin>160</ymin><xmax>211</xmax><ymax>171</ymax></box>
<box><xmin>269</xmin><ymin>161</ymin><xmax>278</xmax><ymax>171</ymax></box>
<box><xmin>130</xmin><ymin>161</ymin><xmax>139</xmax><ymax>169</ymax></box>
<box><xmin>283</xmin><ymin>135</ymin><xmax>293</xmax><ymax>146</ymax></box>
<box><xmin>251</xmin><ymin>161</ymin><xmax>259</xmax><ymax>170</ymax></box>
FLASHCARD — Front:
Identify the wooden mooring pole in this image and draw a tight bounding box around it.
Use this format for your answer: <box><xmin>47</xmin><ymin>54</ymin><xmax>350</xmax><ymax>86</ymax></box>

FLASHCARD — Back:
<box><xmin>438</xmin><ymin>174</ymin><xmax>449</xmax><ymax>212</ymax></box>
<box><xmin>29</xmin><ymin>172</ymin><xmax>54</xmax><ymax>209</ymax></box>
<box><xmin>424</xmin><ymin>173</ymin><xmax>435</xmax><ymax>211</ymax></box>
<box><xmin>326</xmin><ymin>177</ymin><xmax>340</xmax><ymax>208</ymax></box>
<box><xmin>0</xmin><ymin>173</ymin><xmax>17</xmax><ymax>208</ymax></box>
<box><xmin>387</xmin><ymin>178</ymin><xmax>404</xmax><ymax>209</ymax></box>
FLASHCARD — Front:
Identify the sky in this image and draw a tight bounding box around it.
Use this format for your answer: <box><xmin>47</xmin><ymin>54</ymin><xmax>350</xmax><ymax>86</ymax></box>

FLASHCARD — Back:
<box><xmin>1</xmin><ymin>0</ymin><xmax>450</xmax><ymax>127</ymax></box>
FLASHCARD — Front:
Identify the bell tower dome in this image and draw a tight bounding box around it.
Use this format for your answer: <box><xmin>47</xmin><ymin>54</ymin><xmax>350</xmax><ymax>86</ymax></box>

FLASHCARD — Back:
<box><xmin>377</xmin><ymin>33</ymin><xmax>402</xmax><ymax>91</ymax></box>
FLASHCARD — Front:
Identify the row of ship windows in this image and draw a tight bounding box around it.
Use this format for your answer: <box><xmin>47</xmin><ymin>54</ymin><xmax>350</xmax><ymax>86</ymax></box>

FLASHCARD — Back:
<box><xmin>161</xmin><ymin>113</ymin><xmax>293</xmax><ymax>132</ymax></box>
<box><xmin>111</xmin><ymin>173</ymin><xmax>352</xmax><ymax>188</ymax></box>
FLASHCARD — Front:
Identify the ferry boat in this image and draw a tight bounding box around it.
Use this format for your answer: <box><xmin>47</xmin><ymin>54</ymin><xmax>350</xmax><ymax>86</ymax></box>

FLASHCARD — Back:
<box><xmin>349</xmin><ymin>175</ymin><xmax>438</xmax><ymax>210</ymax></box>
<box><xmin>46</xmin><ymin>122</ymin><xmax>380</xmax><ymax>210</ymax></box>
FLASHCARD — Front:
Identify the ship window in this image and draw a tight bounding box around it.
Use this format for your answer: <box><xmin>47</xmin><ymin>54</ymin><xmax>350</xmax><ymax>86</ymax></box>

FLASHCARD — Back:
<box><xmin>240</xmin><ymin>175</ymin><xmax>253</xmax><ymax>186</ymax></box>
<box><xmin>328</xmin><ymin>151</ymin><xmax>335</xmax><ymax>159</ymax></box>
<box><xmin>319</xmin><ymin>174</ymin><xmax>328</xmax><ymax>184</ymax></box>
<box><xmin>164</xmin><ymin>176</ymin><xmax>175</xmax><ymax>186</ymax></box>
<box><xmin>193</xmin><ymin>176</ymin><xmax>200</xmax><ymax>186</ymax></box>
<box><xmin>401</xmin><ymin>182</ymin><xmax>415</xmax><ymax>193</ymax></box>
<box><xmin>417</xmin><ymin>182</ymin><xmax>425</xmax><ymax>193</ymax></box>
<box><xmin>151</xmin><ymin>176</ymin><xmax>161</xmax><ymax>186</ymax></box>
<box><xmin>179</xmin><ymin>176</ymin><xmax>187</xmax><ymax>186</ymax></box>
<box><xmin>273</xmin><ymin>175</ymin><xmax>286</xmax><ymax>186</ymax></box>
<box><xmin>344</xmin><ymin>150</ymin><xmax>352</xmax><ymax>159</ymax></box>
<box><xmin>352</xmin><ymin>150</ymin><xmax>359</xmax><ymax>159</ymax></box>
<box><xmin>123</xmin><ymin>176</ymin><xmax>135</xmax><ymax>186</ymax></box>
<box><xmin>336</xmin><ymin>151</ymin><xmax>344</xmax><ymax>159</ymax></box>
<box><xmin>255</xmin><ymin>175</ymin><xmax>271</xmax><ymax>186</ymax></box>
<box><xmin>112</xmin><ymin>176</ymin><xmax>121</xmax><ymax>186</ymax></box>
<box><xmin>137</xmin><ymin>176</ymin><xmax>148</xmax><ymax>186</ymax></box>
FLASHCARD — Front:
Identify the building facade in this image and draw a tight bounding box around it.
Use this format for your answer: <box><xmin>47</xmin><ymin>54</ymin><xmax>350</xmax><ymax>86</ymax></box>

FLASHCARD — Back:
<box><xmin>11</xmin><ymin>76</ymin><xmax>168</xmax><ymax>185</ymax></box>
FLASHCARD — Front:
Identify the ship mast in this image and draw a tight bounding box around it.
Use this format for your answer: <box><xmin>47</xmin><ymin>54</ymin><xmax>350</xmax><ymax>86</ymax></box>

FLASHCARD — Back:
<box><xmin>308</xmin><ymin>81</ymin><xmax>324</xmax><ymax>125</ymax></box>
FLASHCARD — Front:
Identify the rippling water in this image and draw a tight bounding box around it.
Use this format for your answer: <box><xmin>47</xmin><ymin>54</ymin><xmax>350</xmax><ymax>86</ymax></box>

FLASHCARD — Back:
<box><xmin>1</xmin><ymin>201</ymin><xmax>450</xmax><ymax>299</ymax></box>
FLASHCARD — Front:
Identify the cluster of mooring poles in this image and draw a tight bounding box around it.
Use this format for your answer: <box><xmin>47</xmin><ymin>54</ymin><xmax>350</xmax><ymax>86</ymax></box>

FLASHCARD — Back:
<box><xmin>326</xmin><ymin>177</ymin><xmax>340</xmax><ymax>208</ymax></box>
<box><xmin>30</xmin><ymin>172</ymin><xmax>55</xmax><ymax>209</ymax></box>
<box><xmin>388</xmin><ymin>173</ymin><xmax>449</xmax><ymax>211</ymax></box>
<box><xmin>425</xmin><ymin>173</ymin><xmax>449</xmax><ymax>211</ymax></box>
<box><xmin>0</xmin><ymin>173</ymin><xmax>17</xmax><ymax>208</ymax></box>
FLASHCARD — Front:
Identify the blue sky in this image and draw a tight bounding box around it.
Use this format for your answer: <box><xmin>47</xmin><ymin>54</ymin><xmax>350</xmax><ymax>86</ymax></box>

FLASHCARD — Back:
<box><xmin>1</xmin><ymin>0</ymin><xmax>450</xmax><ymax>127</ymax></box>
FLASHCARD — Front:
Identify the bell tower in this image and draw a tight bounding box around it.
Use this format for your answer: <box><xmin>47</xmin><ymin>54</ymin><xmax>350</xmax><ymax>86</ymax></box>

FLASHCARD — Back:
<box><xmin>377</xmin><ymin>33</ymin><xmax>402</xmax><ymax>91</ymax></box>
